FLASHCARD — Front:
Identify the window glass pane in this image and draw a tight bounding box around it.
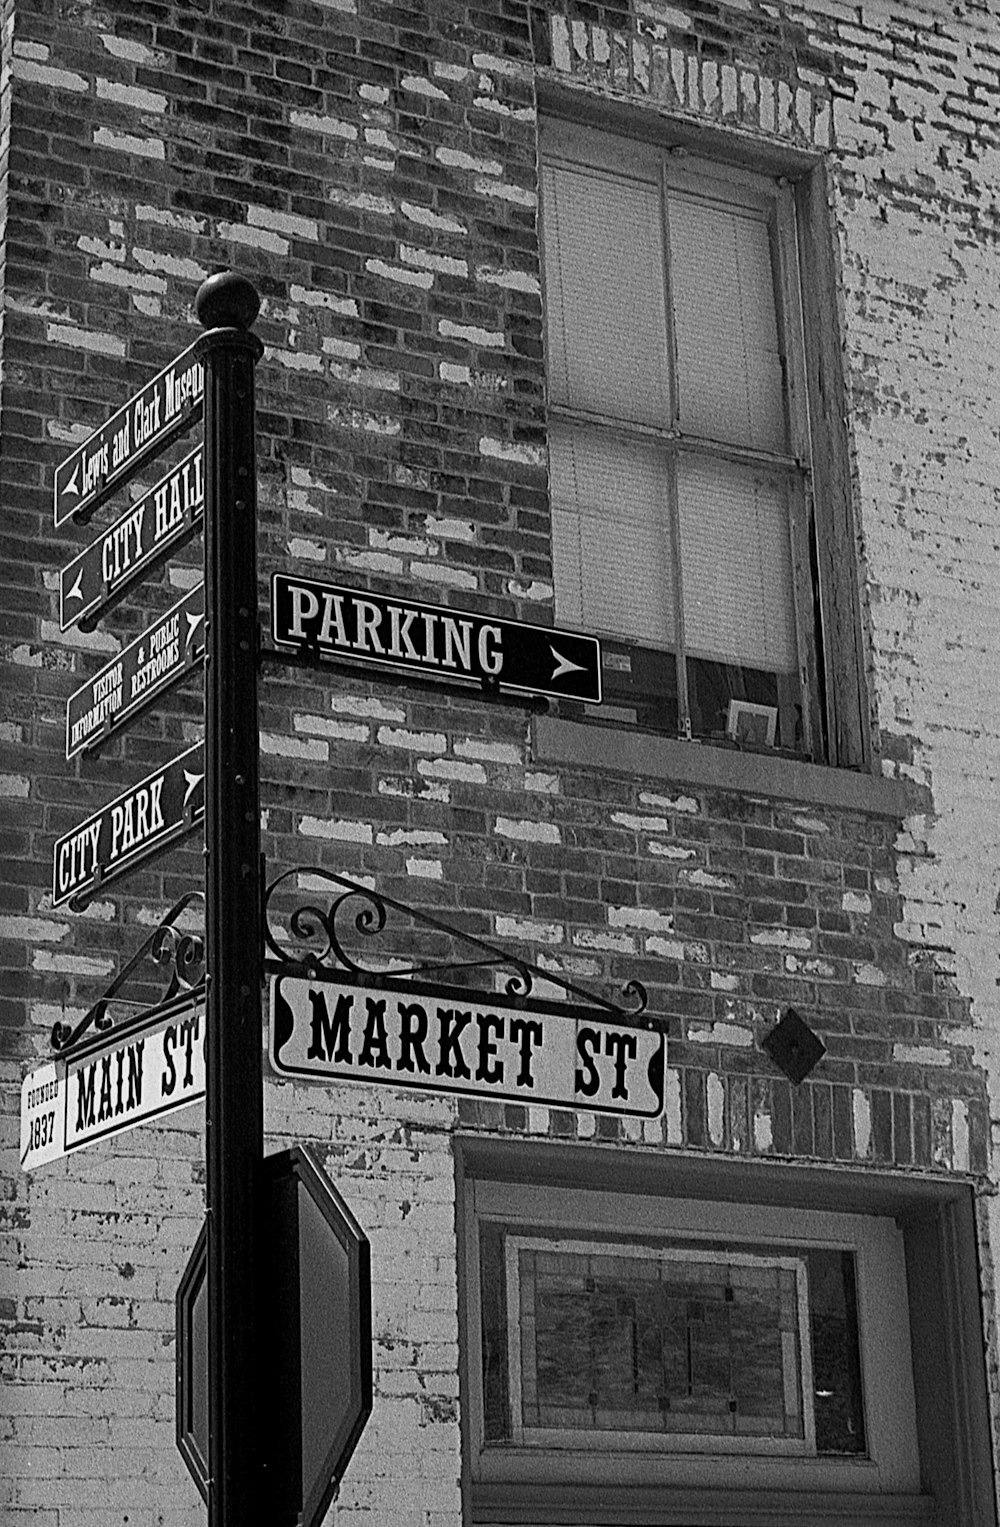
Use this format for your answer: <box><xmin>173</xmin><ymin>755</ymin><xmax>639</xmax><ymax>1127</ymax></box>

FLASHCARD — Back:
<box><xmin>669</xmin><ymin>193</ymin><xmax>787</xmax><ymax>453</ymax></box>
<box><xmin>676</xmin><ymin>451</ymin><xmax>797</xmax><ymax>673</ymax></box>
<box><xmin>479</xmin><ymin>1227</ymin><xmax>868</xmax><ymax>1461</ymax></box>
<box><xmin>550</xmin><ymin>418</ymin><xmax>677</xmax><ymax>650</ymax></box>
<box><xmin>807</xmin><ymin>1249</ymin><xmax>866</xmax><ymax>1455</ymax></box>
<box><xmin>541</xmin><ymin>161</ymin><xmax>670</xmax><ymax>427</ymax></box>
<box><xmin>513</xmin><ymin>1242</ymin><xmax>807</xmax><ymax>1443</ymax></box>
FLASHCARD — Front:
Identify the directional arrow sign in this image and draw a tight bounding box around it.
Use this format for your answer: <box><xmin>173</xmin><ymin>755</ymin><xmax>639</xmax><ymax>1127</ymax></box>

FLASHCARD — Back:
<box><xmin>270</xmin><ymin>573</ymin><xmax>603</xmax><ymax>704</ymax></box>
<box><xmin>20</xmin><ymin>993</ymin><xmax>205</xmax><ymax>1172</ymax></box>
<box><xmin>52</xmin><ymin>742</ymin><xmax>204</xmax><ymax>908</ymax></box>
<box><xmin>54</xmin><ymin>339</ymin><xmax>205</xmax><ymax>528</ymax></box>
<box><xmin>59</xmin><ymin>445</ymin><xmax>204</xmax><ymax>631</ymax></box>
<box><xmin>66</xmin><ymin>584</ymin><xmax>206</xmax><ymax>759</ymax></box>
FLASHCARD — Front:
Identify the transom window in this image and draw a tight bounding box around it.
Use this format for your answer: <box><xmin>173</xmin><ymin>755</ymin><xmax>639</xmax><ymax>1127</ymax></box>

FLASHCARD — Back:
<box><xmin>540</xmin><ymin>118</ymin><xmax>823</xmax><ymax>756</ymax></box>
<box><xmin>492</xmin><ymin>1234</ymin><xmax>870</xmax><ymax>1455</ymax></box>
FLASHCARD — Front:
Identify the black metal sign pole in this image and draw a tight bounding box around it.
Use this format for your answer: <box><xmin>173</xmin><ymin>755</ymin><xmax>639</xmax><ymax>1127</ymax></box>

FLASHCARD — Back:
<box><xmin>194</xmin><ymin>272</ymin><xmax>265</xmax><ymax>1527</ymax></box>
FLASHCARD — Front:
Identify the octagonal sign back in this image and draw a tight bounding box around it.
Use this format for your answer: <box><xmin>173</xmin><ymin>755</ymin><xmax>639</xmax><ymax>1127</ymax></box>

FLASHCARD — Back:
<box><xmin>177</xmin><ymin>1147</ymin><xmax>372</xmax><ymax>1526</ymax></box>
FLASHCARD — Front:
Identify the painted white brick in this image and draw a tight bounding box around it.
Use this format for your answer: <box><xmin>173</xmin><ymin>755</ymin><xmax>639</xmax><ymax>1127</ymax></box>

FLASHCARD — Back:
<box><xmin>0</xmin><ymin>916</ymin><xmax>70</xmax><ymax>942</ymax></box>
<box><xmin>299</xmin><ymin>816</ymin><xmax>373</xmax><ymax>843</ymax></box>
<box><xmin>93</xmin><ymin>127</ymin><xmax>165</xmax><ymax>159</ymax></box>
<box><xmin>417</xmin><ymin>758</ymin><xmax>487</xmax><ymax>785</ymax></box>
<box><xmin>96</xmin><ymin>78</ymin><xmax>166</xmax><ymax>112</ymax></box>
<box><xmin>290</xmin><ymin>110</ymin><xmax>357</xmax><ymax>139</ymax></box>
<box><xmin>437</xmin><ymin>319</ymin><xmax>504</xmax><ymax>348</ymax></box>
<box><xmin>751</xmin><ymin>928</ymin><xmax>813</xmax><ymax>950</ymax></box>
<box><xmin>607</xmin><ymin>906</ymin><xmax>675</xmax><ymax>932</ymax></box>
<box><xmin>400</xmin><ymin>245</ymin><xmax>467</xmax><ymax>277</ymax></box>
<box><xmin>454</xmin><ymin>738</ymin><xmax>521</xmax><ymax>765</ymax></box>
<box><xmin>475</xmin><ymin>265</ymin><xmax>541</xmax><ymax>295</ymax></box>
<box><xmin>494</xmin><ymin>915</ymin><xmax>564</xmax><ymax>944</ymax></box>
<box><xmin>400</xmin><ymin>75</ymin><xmax>451</xmax><ymax>100</ymax></box>
<box><xmin>366</xmin><ymin>259</ymin><xmax>433</xmax><ymax>289</ymax></box>
<box><xmin>376</xmin><ymin>726</ymin><xmax>447</xmax><ymax>754</ymax></box>
<box><xmin>494</xmin><ymin>816</ymin><xmax>561</xmax><ymax>844</ymax></box>
<box><xmin>331</xmin><ymin>695</ymin><xmax>406</xmax><ymax>722</ymax></box>
<box><xmin>11</xmin><ymin>57</ymin><xmax>87</xmax><ymax>90</ymax></box>
<box><xmin>638</xmin><ymin>790</ymin><xmax>700</xmax><ymax>815</ymax></box>
<box><xmin>405</xmin><ymin>858</ymin><xmax>444</xmax><ymax>879</ymax></box>
<box><xmin>295</xmin><ymin>715</ymin><xmax>369</xmax><ymax>743</ymax></box>
<box><xmin>436</xmin><ymin>146</ymin><xmax>502</xmax><ymax>176</ymax></box>
<box><xmin>217</xmin><ymin>220</ymin><xmax>288</xmax><ymax>255</ymax></box>
<box><xmin>260</xmin><ymin>732</ymin><xmax>328</xmax><ymax>761</ymax></box>
<box><xmin>646</xmin><ymin>935</ymin><xmax>686</xmax><ymax>960</ymax></box>
<box><xmin>377</xmin><ymin>829</ymin><xmax>448</xmax><ymax>848</ymax></box>
<box><xmin>412</xmin><ymin>561</ymin><xmax>478</xmax><ymax>590</ymax></box>
<box><xmin>287</xmin><ymin>537</ymin><xmax>326</xmax><ymax>561</ymax></box>
<box><xmin>33</xmin><ymin>951</ymin><xmax>115</xmax><ymax>977</ymax></box>
<box><xmin>893</xmin><ymin>1044</ymin><xmax>951</xmax><ymax>1067</ymax></box>
<box><xmin>479</xmin><ymin>436</ymin><xmax>546</xmax><ymax>467</ymax></box>
<box><xmin>572</xmin><ymin>928</ymin><xmax>635</xmax><ymax>953</ymax></box>
<box><xmin>44</xmin><ymin>323</ymin><xmax>125</xmax><ymax>358</ymax></box>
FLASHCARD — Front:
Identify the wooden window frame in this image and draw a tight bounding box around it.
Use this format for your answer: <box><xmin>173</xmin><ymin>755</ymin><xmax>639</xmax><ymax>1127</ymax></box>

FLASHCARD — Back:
<box><xmin>538</xmin><ymin>105</ymin><xmax>871</xmax><ymax>772</ymax></box>
<box><xmin>456</xmin><ymin>1138</ymin><xmax>997</xmax><ymax>1527</ymax></box>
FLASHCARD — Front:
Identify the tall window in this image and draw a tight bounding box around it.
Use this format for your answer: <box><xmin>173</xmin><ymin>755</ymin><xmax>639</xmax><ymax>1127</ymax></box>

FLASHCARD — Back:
<box><xmin>540</xmin><ymin>118</ymin><xmax>823</xmax><ymax>756</ymax></box>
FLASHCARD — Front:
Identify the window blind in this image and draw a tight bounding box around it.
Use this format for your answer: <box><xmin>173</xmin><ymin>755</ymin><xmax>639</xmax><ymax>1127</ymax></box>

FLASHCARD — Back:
<box><xmin>668</xmin><ymin>194</ymin><xmax>787</xmax><ymax>454</ymax></box>
<box><xmin>541</xmin><ymin>161</ymin><xmax>670</xmax><ymax>428</ymax></box>
<box><xmin>677</xmin><ymin>453</ymin><xmax>797</xmax><ymax>672</ymax></box>
<box><xmin>550</xmin><ymin>420</ymin><xmax>676</xmax><ymax>649</ymax></box>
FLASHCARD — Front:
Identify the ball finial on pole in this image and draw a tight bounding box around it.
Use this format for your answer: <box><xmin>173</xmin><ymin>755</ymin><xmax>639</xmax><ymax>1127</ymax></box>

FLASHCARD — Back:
<box><xmin>195</xmin><ymin>270</ymin><xmax>261</xmax><ymax>331</ymax></box>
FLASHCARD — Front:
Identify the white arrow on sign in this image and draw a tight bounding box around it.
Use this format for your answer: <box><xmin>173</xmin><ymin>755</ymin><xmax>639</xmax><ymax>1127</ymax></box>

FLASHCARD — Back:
<box><xmin>549</xmin><ymin>644</ymin><xmax>588</xmax><ymax>682</ymax></box>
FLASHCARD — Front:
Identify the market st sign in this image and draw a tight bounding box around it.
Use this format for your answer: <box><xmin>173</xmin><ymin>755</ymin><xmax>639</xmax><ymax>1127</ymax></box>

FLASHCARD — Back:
<box><xmin>54</xmin><ymin>343</ymin><xmax>204</xmax><ymax>528</ymax></box>
<box><xmin>271</xmin><ymin>573</ymin><xmax>603</xmax><ymax>704</ymax></box>
<box><xmin>269</xmin><ymin>974</ymin><xmax>664</xmax><ymax>1117</ymax></box>
<box><xmin>20</xmin><ymin>994</ymin><xmax>205</xmax><ymax>1172</ymax></box>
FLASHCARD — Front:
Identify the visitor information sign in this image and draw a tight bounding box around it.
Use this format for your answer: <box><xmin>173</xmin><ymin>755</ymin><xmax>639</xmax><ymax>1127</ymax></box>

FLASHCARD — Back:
<box><xmin>269</xmin><ymin>974</ymin><xmax>663</xmax><ymax>1117</ymax></box>
<box><xmin>20</xmin><ymin>994</ymin><xmax>205</xmax><ymax>1171</ymax></box>
<box><xmin>65</xmin><ymin>584</ymin><xmax>205</xmax><ymax>759</ymax></box>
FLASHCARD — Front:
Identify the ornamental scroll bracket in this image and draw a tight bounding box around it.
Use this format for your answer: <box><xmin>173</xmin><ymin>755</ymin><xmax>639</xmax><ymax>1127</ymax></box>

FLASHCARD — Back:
<box><xmin>263</xmin><ymin>867</ymin><xmax>649</xmax><ymax>1023</ymax></box>
<box><xmin>51</xmin><ymin>891</ymin><xmax>206</xmax><ymax>1054</ymax></box>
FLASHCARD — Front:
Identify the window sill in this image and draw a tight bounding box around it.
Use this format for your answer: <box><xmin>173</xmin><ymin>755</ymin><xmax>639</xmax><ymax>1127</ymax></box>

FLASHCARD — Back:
<box><xmin>532</xmin><ymin>716</ymin><xmax>927</xmax><ymax>818</ymax></box>
<box><xmin>472</xmin><ymin>1481</ymin><xmax>935</xmax><ymax>1526</ymax></box>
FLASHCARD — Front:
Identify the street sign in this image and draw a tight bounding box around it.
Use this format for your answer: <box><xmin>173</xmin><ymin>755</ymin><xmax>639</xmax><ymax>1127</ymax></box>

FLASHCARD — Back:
<box><xmin>59</xmin><ymin>445</ymin><xmax>204</xmax><ymax>631</ymax></box>
<box><xmin>20</xmin><ymin>993</ymin><xmax>205</xmax><ymax>1171</ymax></box>
<box><xmin>268</xmin><ymin>973</ymin><xmax>664</xmax><ymax>1117</ymax></box>
<box><xmin>270</xmin><ymin>573</ymin><xmax>603</xmax><ymax>703</ymax></box>
<box><xmin>54</xmin><ymin>341</ymin><xmax>204</xmax><ymax>527</ymax></box>
<box><xmin>177</xmin><ymin>1149</ymin><xmax>372</xmax><ymax>1526</ymax></box>
<box><xmin>52</xmin><ymin>741</ymin><xmax>205</xmax><ymax>907</ymax></box>
<box><xmin>66</xmin><ymin>584</ymin><xmax>206</xmax><ymax>759</ymax></box>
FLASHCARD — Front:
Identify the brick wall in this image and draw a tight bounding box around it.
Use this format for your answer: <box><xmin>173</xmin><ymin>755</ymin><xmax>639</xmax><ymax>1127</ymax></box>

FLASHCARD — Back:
<box><xmin>2</xmin><ymin>0</ymin><xmax>1000</xmax><ymax>1522</ymax></box>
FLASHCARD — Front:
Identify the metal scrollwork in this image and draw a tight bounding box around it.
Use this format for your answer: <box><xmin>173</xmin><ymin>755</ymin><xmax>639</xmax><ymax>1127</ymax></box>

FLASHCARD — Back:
<box><xmin>263</xmin><ymin>866</ymin><xmax>648</xmax><ymax>1020</ymax></box>
<box><xmin>51</xmin><ymin>891</ymin><xmax>206</xmax><ymax>1054</ymax></box>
